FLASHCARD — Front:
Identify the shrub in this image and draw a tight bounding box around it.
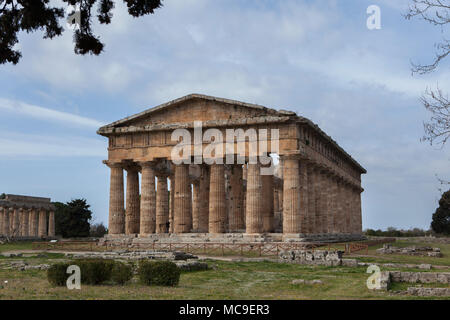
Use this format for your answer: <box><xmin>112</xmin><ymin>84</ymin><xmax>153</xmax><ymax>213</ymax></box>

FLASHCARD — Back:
<box><xmin>138</xmin><ymin>260</ymin><xmax>180</xmax><ymax>286</ymax></box>
<box><xmin>74</xmin><ymin>259</ymin><xmax>115</xmax><ymax>285</ymax></box>
<box><xmin>47</xmin><ymin>263</ymin><xmax>71</xmax><ymax>286</ymax></box>
<box><xmin>111</xmin><ymin>262</ymin><xmax>133</xmax><ymax>285</ymax></box>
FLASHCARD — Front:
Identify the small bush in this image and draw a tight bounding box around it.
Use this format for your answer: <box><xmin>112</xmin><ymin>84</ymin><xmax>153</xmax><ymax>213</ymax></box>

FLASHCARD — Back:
<box><xmin>74</xmin><ymin>259</ymin><xmax>115</xmax><ymax>285</ymax></box>
<box><xmin>47</xmin><ymin>263</ymin><xmax>71</xmax><ymax>286</ymax></box>
<box><xmin>111</xmin><ymin>262</ymin><xmax>133</xmax><ymax>285</ymax></box>
<box><xmin>138</xmin><ymin>260</ymin><xmax>180</xmax><ymax>286</ymax></box>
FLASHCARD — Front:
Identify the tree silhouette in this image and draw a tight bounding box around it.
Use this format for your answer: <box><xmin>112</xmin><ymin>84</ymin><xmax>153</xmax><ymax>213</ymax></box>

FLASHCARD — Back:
<box><xmin>0</xmin><ymin>0</ymin><xmax>162</xmax><ymax>64</ymax></box>
<box><xmin>431</xmin><ymin>189</ymin><xmax>450</xmax><ymax>235</ymax></box>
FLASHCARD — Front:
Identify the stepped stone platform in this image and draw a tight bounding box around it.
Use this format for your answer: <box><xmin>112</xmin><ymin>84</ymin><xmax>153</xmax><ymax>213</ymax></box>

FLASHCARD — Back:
<box><xmin>99</xmin><ymin>233</ymin><xmax>366</xmax><ymax>248</ymax></box>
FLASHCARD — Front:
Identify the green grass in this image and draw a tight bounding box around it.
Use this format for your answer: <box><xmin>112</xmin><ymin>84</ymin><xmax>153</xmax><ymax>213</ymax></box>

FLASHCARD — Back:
<box><xmin>0</xmin><ymin>241</ymin><xmax>34</xmax><ymax>253</ymax></box>
<box><xmin>0</xmin><ymin>259</ymin><xmax>448</xmax><ymax>300</ymax></box>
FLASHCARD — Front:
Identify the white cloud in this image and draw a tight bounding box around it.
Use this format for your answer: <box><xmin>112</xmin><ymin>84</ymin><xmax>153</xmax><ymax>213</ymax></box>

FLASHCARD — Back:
<box><xmin>0</xmin><ymin>98</ymin><xmax>104</xmax><ymax>128</ymax></box>
<box><xmin>0</xmin><ymin>131</ymin><xmax>106</xmax><ymax>158</ymax></box>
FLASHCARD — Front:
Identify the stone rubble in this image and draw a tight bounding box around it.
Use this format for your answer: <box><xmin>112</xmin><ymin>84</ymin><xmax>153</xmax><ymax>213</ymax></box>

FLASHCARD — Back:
<box><xmin>407</xmin><ymin>287</ymin><xmax>450</xmax><ymax>297</ymax></box>
<box><xmin>279</xmin><ymin>250</ymin><xmax>343</xmax><ymax>266</ymax></box>
<box><xmin>376</xmin><ymin>244</ymin><xmax>442</xmax><ymax>257</ymax></box>
<box><xmin>291</xmin><ymin>279</ymin><xmax>323</xmax><ymax>285</ymax></box>
<box><xmin>67</xmin><ymin>250</ymin><xmax>198</xmax><ymax>261</ymax></box>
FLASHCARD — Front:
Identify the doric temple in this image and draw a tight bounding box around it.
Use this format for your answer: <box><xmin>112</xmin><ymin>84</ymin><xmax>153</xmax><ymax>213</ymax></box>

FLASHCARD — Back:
<box><xmin>97</xmin><ymin>94</ymin><xmax>366</xmax><ymax>242</ymax></box>
<box><xmin>0</xmin><ymin>194</ymin><xmax>56</xmax><ymax>238</ymax></box>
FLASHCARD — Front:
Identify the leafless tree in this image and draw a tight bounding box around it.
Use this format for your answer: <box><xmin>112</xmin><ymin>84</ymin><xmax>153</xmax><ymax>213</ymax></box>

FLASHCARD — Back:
<box><xmin>406</xmin><ymin>0</ymin><xmax>450</xmax><ymax>150</ymax></box>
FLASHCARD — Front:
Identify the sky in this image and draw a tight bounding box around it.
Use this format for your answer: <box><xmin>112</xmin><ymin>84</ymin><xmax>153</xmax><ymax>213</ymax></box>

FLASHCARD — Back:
<box><xmin>0</xmin><ymin>0</ymin><xmax>449</xmax><ymax>230</ymax></box>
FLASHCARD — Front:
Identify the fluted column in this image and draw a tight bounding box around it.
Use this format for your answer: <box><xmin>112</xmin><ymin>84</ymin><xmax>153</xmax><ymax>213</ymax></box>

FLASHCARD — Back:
<box><xmin>356</xmin><ymin>189</ymin><xmax>363</xmax><ymax>233</ymax></box>
<box><xmin>174</xmin><ymin>164</ymin><xmax>192</xmax><ymax>233</ymax></box>
<box><xmin>156</xmin><ymin>175</ymin><xmax>169</xmax><ymax>233</ymax></box>
<box><xmin>12</xmin><ymin>207</ymin><xmax>20</xmax><ymax>237</ymax></box>
<box><xmin>107</xmin><ymin>163</ymin><xmax>125</xmax><ymax>234</ymax></box>
<box><xmin>282</xmin><ymin>157</ymin><xmax>301</xmax><ymax>234</ymax></box>
<box><xmin>38</xmin><ymin>208</ymin><xmax>47</xmax><ymax>237</ymax></box>
<box><xmin>2</xmin><ymin>208</ymin><xmax>10</xmax><ymax>236</ymax></box>
<box><xmin>125</xmin><ymin>166</ymin><xmax>140</xmax><ymax>235</ymax></box>
<box><xmin>198</xmin><ymin>165</ymin><xmax>210</xmax><ymax>232</ymax></box>
<box><xmin>0</xmin><ymin>207</ymin><xmax>3</xmax><ymax>236</ymax></box>
<box><xmin>307</xmin><ymin>166</ymin><xmax>317</xmax><ymax>234</ymax></box>
<box><xmin>345</xmin><ymin>184</ymin><xmax>352</xmax><ymax>233</ymax></box>
<box><xmin>229</xmin><ymin>165</ymin><xmax>244</xmax><ymax>232</ymax></box>
<box><xmin>299</xmin><ymin>161</ymin><xmax>309</xmax><ymax>234</ymax></box>
<box><xmin>48</xmin><ymin>211</ymin><xmax>55</xmax><ymax>237</ymax></box>
<box><xmin>192</xmin><ymin>180</ymin><xmax>201</xmax><ymax>232</ymax></box>
<box><xmin>318</xmin><ymin>170</ymin><xmax>329</xmax><ymax>234</ymax></box>
<box><xmin>31</xmin><ymin>208</ymin><xmax>39</xmax><ymax>237</ymax></box>
<box><xmin>246</xmin><ymin>163</ymin><xmax>263</xmax><ymax>234</ymax></box>
<box><xmin>325</xmin><ymin>174</ymin><xmax>334</xmax><ymax>233</ymax></box>
<box><xmin>21</xmin><ymin>208</ymin><xmax>29</xmax><ymax>237</ymax></box>
<box><xmin>209</xmin><ymin>164</ymin><xmax>226</xmax><ymax>233</ymax></box>
<box><xmin>169</xmin><ymin>175</ymin><xmax>175</xmax><ymax>233</ymax></box>
<box><xmin>140</xmin><ymin>162</ymin><xmax>156</xmax><ymax>235</ymax></box>
<box><xmin>262</xmin><ymin>169</ymin><xmax>274</xmax><ymax>233</ymax></box>
<box><xmin>330</xmin><ymin>176</ymin><xmax>340</xmax><ymax>233</ymax></box>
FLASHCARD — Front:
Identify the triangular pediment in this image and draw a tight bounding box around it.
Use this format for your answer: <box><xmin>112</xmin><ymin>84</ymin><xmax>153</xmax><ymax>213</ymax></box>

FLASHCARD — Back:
<box><xmin>99</xmin><ymin>94</ymin><xmax>296</xmax><ymax>131</ymax></box>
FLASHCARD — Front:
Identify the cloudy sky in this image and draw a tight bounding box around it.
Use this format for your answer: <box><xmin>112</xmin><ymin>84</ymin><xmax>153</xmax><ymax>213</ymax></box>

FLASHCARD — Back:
<box><xmin>0</xmin><ymin>0</ymin><xmax>449</xmax><ymax>230</ymax></box>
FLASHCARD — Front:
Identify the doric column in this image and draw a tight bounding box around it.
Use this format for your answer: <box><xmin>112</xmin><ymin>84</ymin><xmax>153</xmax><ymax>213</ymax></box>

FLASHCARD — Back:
<box><xmin>299</xmin><ymin>160</ymin><xmax>309</xmax><ymax>234</ymax></box>
<box><xmin>21</xmin><ymin>208</ymin><xmax>29</xmax><ymax>237</ymax></box>
<box><xmin>169</xmin><ymin>175</ymin><xmax>175</xmax><ymax>233</ymax></box>
<box><xmin>307</xmin><ymin>166</ymin><xmax>317</xmax><ymax>234</ymax></box>
<box><xmin>107</xmin><ymin>162</ymin><xmax>125</xmax><ymax>234</ymax></box>
<box><xmin>325</xmin><ymin>174</ymin><xmax>334</xmax><ymax>234</ymax></box>
<box><xmin>246</xmin><ymin>163</ymin><xmax>263</xmax><ymax>234</ymax></box>
<box><xmin>356</xmin><ymin>188</ymin><xmax>363</xmax><ymax>233</ymax></box>
<box><xmin>0</xmin><ymin>207</ymin><xmax>3</xmax><ymax>236</ymax></box>
<box><xmin>28</xmin><ymin>208</ymin><xmax>33</xmax><ymax>236</ymax></box>
<box><xmin>192</xmin><ymin>179</ymin><xmax>201</xmax><ymax>232</ymax></box>
<box><xmin>48</xmin><ymin>211</ymin><xmax>55</xmax><ymax>237</ymax></box>
<box><xmin>32</xmin><ymin>208</ymin><xmax>39</xmax><ymax>237</ymax></box>
<box><xmin>282</xmin><ymin>157</ymin><xmax>301</xmax><ymax>234</ymax></box>
<box><xmin>2</xmin><ymin>208</ymin><xmax>10</xmax><ymax>236</ymax></box>
<box><xmin>229</xmin><ymin>165</ymin><xmax>244</xmax><ymax>232</ymax></box>
<box><xmin>318</xmin><ymin>170</ymin><xmax>329</xmax><ymax>234</ymax></box>
<box><xmin>330</xmin><ymin>176</ymin><xmax>340</xmax><ymax>233</ymax></box>
<box><xmin>38</xmin><ymin>208</ymin><xmax>47</xmax><ymax>237</ymax></box>
<box><xmin>209</xmin><ymin>164</ymin><xmax>226</xmax><ymax>233</ymax></box>
<box><xmin>262</xmin><ymin>169</ymin><xmax>274</xmax><ymax>233</ymax></box>
<box><xmin>125</xmin><ymin>165</ymin><xmax>140</xmax><ymax>235</ymax></box>
<box><xmin>345</xmin><ymin>183</ymin><xmax>352</xmax><ymax>233</ymax></box>
<box><xmin>337</xmin><ymin>178</ymin><xmax>346</xmax><ymax>233</ymax></box>
<box><xmin>174</xmin><ymin>164</ymin><xmax>192</xmax><ymax>233</ymax></box>
<box><xmin>140</xmin><ymin>162</ymin><xmax>156</xmax><ymax>235</ymax></box>
<box><xmin>3</xmin><ymin>208</ymin><xmax>10</xmax><ymax>236</ymax></box>
<box><xmin>156</xmin><ymin>175</ymin><xmax>169</xmax><ymax>233</ymax></box>
<box><xmin>12</xmin><ymin>207</ymin><xmax>20</xmax><ymax>237</ymax></box>
<box><xmin>198</xmin><ymin>165</ymin><xmax>210</xmax><ymax>232</ymax></box>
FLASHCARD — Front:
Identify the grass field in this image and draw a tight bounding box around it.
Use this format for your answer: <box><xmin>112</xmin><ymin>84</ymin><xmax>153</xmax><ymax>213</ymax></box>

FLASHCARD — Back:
<box><xmin>0</xmin><ymin>240</ymin><xmax>449</xmax><ymax>300</ymax></box>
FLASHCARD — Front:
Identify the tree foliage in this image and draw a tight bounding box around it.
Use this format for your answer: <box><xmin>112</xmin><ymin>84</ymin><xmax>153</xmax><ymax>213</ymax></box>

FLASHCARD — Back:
<box><xmin>431</xmin><ymin>189</ymin><xmax>450</xmax><ymax>235</ymax></box>
<box><xmin>406</xmin><ymin>0</ymin><xmax>450</xmax><ymax>149</ymax></box>
<box><xmin>0</xmin><ymin>0</ymin><xmax>163</xmax><ymax>64</ymax></box>
<box><xmin>54</xmin><ymin>198</ymin><xmax>92</xmax><ymax>238</ymax></box>
<box><xmin>90</xmin><ymin>222</ymin><xmax>108</xmax><ymax>237</ymax></box>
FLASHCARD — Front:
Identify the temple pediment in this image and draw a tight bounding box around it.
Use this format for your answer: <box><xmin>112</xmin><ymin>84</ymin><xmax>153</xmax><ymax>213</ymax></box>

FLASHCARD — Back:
<box><xmin>97</xmin><ymin>94</ymin><xmax>297</xmax><ymax>135</ymax></box>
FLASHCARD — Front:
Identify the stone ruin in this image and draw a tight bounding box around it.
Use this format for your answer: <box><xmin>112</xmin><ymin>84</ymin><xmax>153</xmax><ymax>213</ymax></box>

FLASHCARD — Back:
<box><xmin>278</xmin><ymin>249</ymin><xmax>344</xmax><ymax>266</ymax></box>
<box><xmin>376</xmin><ymin>244</ymin><xmax>442</xmax><ymax>257</ymax></box>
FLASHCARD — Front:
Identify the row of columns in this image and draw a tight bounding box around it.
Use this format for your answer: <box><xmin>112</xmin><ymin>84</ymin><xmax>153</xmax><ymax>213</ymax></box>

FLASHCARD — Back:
<box><xmin>107</xmin><ymin>157</ymin><xmax>362</xmax><ymax>236</ymax></box>
<box><xmin>0</xmin><ymin>207</ymin><xmax>55</xmax><ymax>238</ymax></box>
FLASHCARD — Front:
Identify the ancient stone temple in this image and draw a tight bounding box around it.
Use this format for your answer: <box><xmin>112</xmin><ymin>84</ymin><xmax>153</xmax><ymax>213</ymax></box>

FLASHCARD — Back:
<box><xmin>0</xmin><ymin>194</ymin><xmax>55</xmax><ymax>239</ymax></box>
<box><xmin>97</xmin><ymin>94</ymin><xmax>366</xmax><ymax>242</ymax></box>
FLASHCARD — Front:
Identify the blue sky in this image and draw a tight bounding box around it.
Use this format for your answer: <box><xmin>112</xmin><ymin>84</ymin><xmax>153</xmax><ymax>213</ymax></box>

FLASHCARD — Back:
<box><xmin>0</xmin><ymin>0</ymin><xmax>449</xmax><ymax>229</ymax></box>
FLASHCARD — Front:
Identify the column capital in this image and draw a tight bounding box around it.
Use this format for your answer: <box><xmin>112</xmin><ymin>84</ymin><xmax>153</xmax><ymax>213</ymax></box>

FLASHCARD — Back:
<box><xmin>138</xmin><ymin>161</ymin><xmax>156</xmax><ymax>169</ymax></box>
<box><xmin>103</xmin><ymin>160</ymin><xmax>123</xmax><ymax>169</ymax></box>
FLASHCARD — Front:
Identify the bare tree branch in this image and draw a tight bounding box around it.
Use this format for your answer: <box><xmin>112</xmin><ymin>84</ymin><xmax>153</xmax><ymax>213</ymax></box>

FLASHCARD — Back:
<box><xmin>421</xmin><ymin>86</ymin><xmax>450</xmax><ymax>147</ymax></box>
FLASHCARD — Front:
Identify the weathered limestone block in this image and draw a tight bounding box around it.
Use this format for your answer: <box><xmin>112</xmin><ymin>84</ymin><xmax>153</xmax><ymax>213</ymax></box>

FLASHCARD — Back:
<box><xmin>407</xmin><ymin>287</ymin><xmax>450</xmax><ymax>297</ymax></box>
